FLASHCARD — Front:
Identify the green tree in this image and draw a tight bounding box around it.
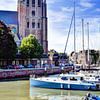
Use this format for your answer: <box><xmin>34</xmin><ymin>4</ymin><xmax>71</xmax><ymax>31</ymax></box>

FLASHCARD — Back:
<box><xmin>0</xmin><ymin>21</ymin><xmax>17</xmax><ymax>59</ymax></box>
<box><xmin>19</xmin><ymin>34</ymin><xmax>43</xmax><ymax>59</ymax></box>
<box><xmin>90</xmin><ymin>50</ymin><xmax>99</xmax><ymax>64</ymax></box>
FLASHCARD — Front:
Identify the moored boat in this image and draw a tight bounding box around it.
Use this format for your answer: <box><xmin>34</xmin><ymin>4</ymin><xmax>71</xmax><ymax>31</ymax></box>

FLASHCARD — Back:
<box><xmin>30</xmin><ymin>74</ymin><xmax>98</xmax><ymax>91</ymax></box>
<box><xmin>79</xmin><ymin>70</ymin><xmax>100</xmax><ymax>84</ymax></box>
<box><xmin>83</xmin><ymin>93</ymin><xmax>100</xmax><ymax>100</ymax></box>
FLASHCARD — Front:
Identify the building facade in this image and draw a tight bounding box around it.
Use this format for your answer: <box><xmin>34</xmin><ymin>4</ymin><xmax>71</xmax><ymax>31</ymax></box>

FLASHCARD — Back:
<box><xmin>18</xmin><ymin>0</ymin><xmax>48</xmax><ymax>53</ymax></box>
<box><xmin>69</xmin><ymin>50</ymin><xmax>100</xmax><ymax>68</ymax></box>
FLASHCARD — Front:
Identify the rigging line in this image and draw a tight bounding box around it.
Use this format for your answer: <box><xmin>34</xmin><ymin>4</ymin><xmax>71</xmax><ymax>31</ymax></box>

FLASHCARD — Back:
<box><xmin>64</xmin><ymin>13</ymin><xmax>74</xmax><ymax>54</ymax></box>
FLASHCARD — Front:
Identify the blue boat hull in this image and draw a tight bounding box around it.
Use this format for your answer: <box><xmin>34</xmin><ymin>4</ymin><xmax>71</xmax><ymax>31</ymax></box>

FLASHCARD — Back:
<box><xmin>30</xmin><ymin>78</ymin><xmax>96</xmax><ymax>90</ymax></box>
<box><xmin>92</xmin><ymin>96</ymin><xmax>100</xmax><ymax>100</ymax></box>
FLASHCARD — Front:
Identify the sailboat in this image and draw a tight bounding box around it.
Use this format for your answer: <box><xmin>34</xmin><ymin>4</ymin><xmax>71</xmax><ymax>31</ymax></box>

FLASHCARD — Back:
<box><xmin>30</xmin><ymin>73</ymin><xmax>98</xmax><ymax>90</ymax></box>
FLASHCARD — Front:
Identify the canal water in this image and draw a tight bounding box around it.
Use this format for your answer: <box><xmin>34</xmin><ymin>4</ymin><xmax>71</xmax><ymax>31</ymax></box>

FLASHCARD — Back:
<box><xmin>0</xmin><ymin>80</ymin><xmax>100</xmax><ymax>100</ymax></box>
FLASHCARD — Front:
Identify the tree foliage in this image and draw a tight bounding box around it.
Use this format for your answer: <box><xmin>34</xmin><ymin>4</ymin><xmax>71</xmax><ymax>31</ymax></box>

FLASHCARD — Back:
<box><xmin>19</xmin><ymin>34</ymin><xmax>43</xmax><ymax>59</ymax></box>
<box><xmin>0</xmin><ymin>21</ymin><xmax>17</xmax><ymax>59</ymax></box>
<box><xmin>90</xmin><ymin>50</ymin><xmax>99</xmax><ymax>64</ymax></box>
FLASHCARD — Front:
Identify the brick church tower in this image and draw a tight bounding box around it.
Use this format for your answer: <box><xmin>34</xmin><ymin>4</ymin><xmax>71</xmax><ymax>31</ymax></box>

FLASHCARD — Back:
<box><xmin>18</xmin><ymin>0</ymin><xmax>48</xmax><ymax>53</ymax></box>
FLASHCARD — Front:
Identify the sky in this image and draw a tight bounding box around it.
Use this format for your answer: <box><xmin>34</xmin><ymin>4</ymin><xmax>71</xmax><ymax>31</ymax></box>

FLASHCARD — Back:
<box><xmin>0</xmin><ymin>0</ymin><xmax>100</xmax><ymax>54</ymax></box>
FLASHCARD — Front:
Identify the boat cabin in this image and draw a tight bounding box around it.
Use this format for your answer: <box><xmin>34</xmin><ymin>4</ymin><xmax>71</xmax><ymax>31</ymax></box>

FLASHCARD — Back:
<box><xmin>60</xmin><ymin>74</ymin><xmax>84</xmax><ymax>81</ymax></box>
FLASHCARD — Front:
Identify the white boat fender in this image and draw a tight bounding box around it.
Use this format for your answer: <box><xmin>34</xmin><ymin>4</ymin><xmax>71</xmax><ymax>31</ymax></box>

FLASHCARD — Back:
<box><xmin>61</xmin><ymin>84</ymin><xmax>63</xmax><ymax>88</ymax></box>
<box><xmin>44</xmin><ymin>67</ymin><xmax>47</xmax><ymax>71</ymax></box>
<box><xmin>61</xmin><ymin>67</ymin><xmax>64</xmax><ymax>70</ymax></box>
<box><xmin>68</xmin><ymin>84</ymin><xmax>70</xmax><ymax>89</ymax></box>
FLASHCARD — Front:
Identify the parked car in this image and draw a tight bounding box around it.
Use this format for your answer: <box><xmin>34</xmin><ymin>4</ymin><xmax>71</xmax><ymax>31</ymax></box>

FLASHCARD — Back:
<box><xmin>14</xmin><ymin>65</ymin><xmax>20</xmax><ymax>69</ymax></box>
<box><xmin>35</xmin><ymin>64</ymin><xmax>40</xmax><ymax>68</ymax></box>
<box><xmin>50</xmin><ymin>64</ymin><xmax>55</xmax><ymax>68</ymax></box>
<box><xmin>27</xmin><ymin>64</ymin><xmax>34</xmax><ymax>68</ymax></box>
<box><xmin>59</xmin><ymin>63</ymin><xmax>65</xmax><ymax>67</ymax></box>
<box><xmin>19</xmin><ymin>65</ymin><xmax>24</xmax><ymax>69</ymax></box>
<box><xmin>65</xmin><ymin>63</ymin><xmax>74</xmax><ymax>67</ymax></box>
<box><xmin>42</xmin><ymin>63</ymin><xmax>49</xmax><ymax>68</ymax></box>
<box><xmin>7</xmin><ymin>65</ymin><xmax>14</xmax><ymax>69</ymax></box>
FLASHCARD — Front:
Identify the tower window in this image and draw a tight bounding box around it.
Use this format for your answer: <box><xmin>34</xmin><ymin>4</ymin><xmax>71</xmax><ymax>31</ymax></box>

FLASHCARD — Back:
<box><xmin>38</xmin><ymin>23</ymin><xmax>40</xmax><ymax>28</ymax></box>
<box><xmin>27</xmin><ymin>22</ymin><xmax>29</xmax><ymax>28</ymax></box>
<box><xmin>32</xmin><ymin>22</ymin><xmax>35</xmax><ymax>28</ymax></box>
<box><xmin>38</xmin><ymin>0</ymin><xmax>41</xmax><ymax>7</ymax></box>
<box><xmin>32</xmin><ymin>0</ymin><xmax>35</xmax><ymax>7</ymax></box>
<box><xmin>27</xmin><ymin>0</ymin><xmax>29</xmax><ymax>7</ymax></box>
<box><xmin>32</xmin><ymin>11</ymin><xmax>35</xmax><ymax>16</ymax></box>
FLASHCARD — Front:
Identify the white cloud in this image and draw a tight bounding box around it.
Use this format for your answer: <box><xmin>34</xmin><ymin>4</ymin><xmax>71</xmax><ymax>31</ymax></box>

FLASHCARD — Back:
<box><xmin>47</xmin><ymin>1</ymin><xmax>55</xmax><ymax>4</ymax></box>
<box><xmin>80</xmin><ymin>2</ymin><xmax>93</xmax><ymax>8</ymax></box>
<box><xmin>79</xmin><ymin>0</ymin><xmax>95</xmax><ymax>8</ymax></box>
<box><xmin>61</xmin><ymin>7</ymin><xmax>73</xmax><ymax>12</ymax></box>
<box><xmin>48</xmin><ymin>9</ymin><xmax>72</xmax><ymax>23</ymax></box>
<box><xmin>47</xmin><ymin>0</ymin><xmax>61</xmax><ymax>4</ymax></box>
<box><xmin>95</xmin><ymin>8</ymin><xmax>100</xmax><ymax>12</ymax></box>
<box><xmin>0</xmin><ymin>0</ymin><xmax>17</xmax><ymax>11</ymax></box>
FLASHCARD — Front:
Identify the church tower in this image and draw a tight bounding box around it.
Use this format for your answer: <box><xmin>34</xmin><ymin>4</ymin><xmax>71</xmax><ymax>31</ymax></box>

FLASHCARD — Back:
<box><xmin>18</xmin><ymin>0</ymin><xmax>48</xmax><ymax>53</ymax></box>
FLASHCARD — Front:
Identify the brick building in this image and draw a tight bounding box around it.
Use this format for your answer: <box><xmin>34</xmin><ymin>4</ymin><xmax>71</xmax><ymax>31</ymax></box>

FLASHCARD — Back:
<box><xmin>18</xmin><ymin>0</ymin><xmax>48</xmax><ymax>53</ymax></box>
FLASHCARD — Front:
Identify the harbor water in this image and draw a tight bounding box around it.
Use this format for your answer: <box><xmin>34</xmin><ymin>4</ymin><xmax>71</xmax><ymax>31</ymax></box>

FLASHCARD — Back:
<box><xmin>0</xmin><ymin>80</ymin><xmax>100</xmax><ymax>100</ymax></box>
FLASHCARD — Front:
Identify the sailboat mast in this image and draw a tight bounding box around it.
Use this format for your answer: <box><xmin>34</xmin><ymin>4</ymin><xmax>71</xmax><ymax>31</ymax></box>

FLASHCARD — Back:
<box><xmin>74</xmin><ymin>0</ymin><xmax>76</xmax><ymax>53</ymax></box>
<box><xmin>82</xmin><ymin>19</ymin><xmax>86</xmax><ymax>69</ymax></box>
<box><xmin>82</xmin><ymin>19</ymin><xmax>84</xmax><ymax>51</ymax></box>
<box><xmin>99</xmin><ymin>24</ymin><xmax>100</xmax><ymax>66</ymax></box>
<box><xmin>87</xmin><ymin>22</ymin><xmax>90</xmax><ymax>65</ymax></box>
<box><xmin>73</xmin><ymin>0</ymin><xmax>77</xmax><ymax>64</ymax></box>
<box><xmin>64</xmin><ymin>0</ymin><xmax>76</xmax><ymax>54</ymax></box>
<box><xmin>64</xmin><ymin>13</ymin><xmax>74</xmax><ymax>53</ymax></box>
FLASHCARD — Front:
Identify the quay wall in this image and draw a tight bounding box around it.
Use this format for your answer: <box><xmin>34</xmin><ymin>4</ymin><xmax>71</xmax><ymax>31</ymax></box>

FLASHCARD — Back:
<box><xmin>0</xmin><ymin>67</ymin><xmax>72</xmax><ymax>79</ymax></box>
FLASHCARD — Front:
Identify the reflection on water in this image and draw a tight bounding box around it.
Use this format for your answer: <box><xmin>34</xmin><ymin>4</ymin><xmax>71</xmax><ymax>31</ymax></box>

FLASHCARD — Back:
<box><xmin>0</xmin><ymin>80</ymin><xmax>99</xmax><ymax>100</ymax></box>
<box><xmin>30</xmin><ymin>87</ymin><xmax>100</xmax><ymax>100</ymax></box>
<box><xmin>30</xmin><ymin>87</ymin><xmax>82</xmax><ymax>100</ymax></box>
<box><xmin>0</xmin><ymin>81</ymin><xmax>30</xmax><ymax>100</ymax></box>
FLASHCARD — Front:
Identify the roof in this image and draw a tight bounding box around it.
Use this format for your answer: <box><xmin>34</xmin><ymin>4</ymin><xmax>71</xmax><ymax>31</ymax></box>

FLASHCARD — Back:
<box><xmin>0</xmin><ymin>10</ymin><xmax>18</xmax><ymax>25</ymax></box>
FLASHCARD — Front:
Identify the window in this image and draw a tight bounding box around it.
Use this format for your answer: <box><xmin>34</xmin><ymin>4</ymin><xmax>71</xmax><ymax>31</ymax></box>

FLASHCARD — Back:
<box><xmin>32</xmin><ymin>11</ymin><xmax>35</xmax><ymax>16</ymax></box>
<box><xmin>32</xmin><ymin>22</ymin><xmax>35</xmax><ymax>28</ymax></box>
<box><xmin>27</xmin><ymin>0</ymin><xmax>29</xmax><ymax>7</ymax></box>
<box><xmin>38</xmin><ymin>23</ymin><xmax>40</xmax><ymax>28</ymax></box>
<box><xmin>38</xmin><ymin>0</ymin><xmax>41</xmax><ymax>7</ymax></box>
<box><xmin>32</xmin><ymin>0</ymin><xmax>35</xmax><ymax>7</ymax></box>
<box><xmin>27</xmin><ymin>22</ymin><xmax>29</xmax><ymax>28</ymax></box>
